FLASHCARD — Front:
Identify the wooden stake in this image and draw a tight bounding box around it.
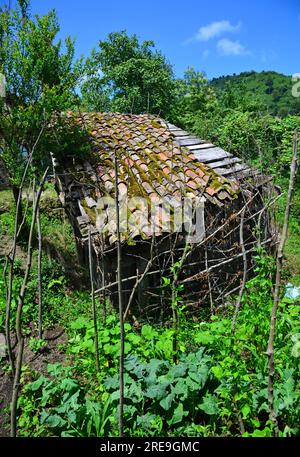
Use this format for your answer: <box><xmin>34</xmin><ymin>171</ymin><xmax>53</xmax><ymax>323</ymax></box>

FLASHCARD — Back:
<box><xmin>114</xmin><ymin>150</ymin><xmax>124</xmax><ymax>437</ymax></box>
<box><xmin>88</xmin><ymin>226</ymin><xmax>100</xmax><ymax>373</ymax></box>
<box><xmin>232</xmin><ymin>205</ymin><xmax>247</xmax><ymax>334</ymax></box>
<box><xmin>37</xmin><ymin>202</ymin><xmax>43</xmax><ymax>340</ymax></box>
<box><xmin>11</xmin><ymin>168</ymin><xmax>48</xmax><ymax>437</ymax></box>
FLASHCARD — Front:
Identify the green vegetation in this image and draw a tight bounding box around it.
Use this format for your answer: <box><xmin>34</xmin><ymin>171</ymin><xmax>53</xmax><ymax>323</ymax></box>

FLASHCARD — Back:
<box><xmin>0</xmin><ymin>0</ymin><xmax>82</xmax><ymax>206</ymax></box>
<box><xmin>211</xmin><ymin>71</ymin><xmax>300</xmax><ymax>117</ymax></box>
<box><xmin>81</xmin><ymin>30</ymin><xmax>175</xmax><ymax>116</ymax></box>
<box><xmin>0</xmin><ymin>0</ymin><xmax>299</xmax><ymax>440</ymax></box>
<box><xmin>0</xmin><ymin>250</ymin><xmax>298</xmax><ymax>437</ymax></box>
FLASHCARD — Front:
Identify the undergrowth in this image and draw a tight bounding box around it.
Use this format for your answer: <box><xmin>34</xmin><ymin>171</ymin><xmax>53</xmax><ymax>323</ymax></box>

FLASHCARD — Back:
<box><xmin>0</xmin><ymin>252</ymin><xmax>298</xmax><ymax>437</ymax></box>
<box><xmin>0</xmin><ymin>187</ymin><xmax>299</xmax><ymax>437</ymax></box>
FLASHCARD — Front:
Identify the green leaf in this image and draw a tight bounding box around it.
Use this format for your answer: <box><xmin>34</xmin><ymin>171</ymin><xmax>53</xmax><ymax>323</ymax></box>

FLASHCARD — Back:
<box><xmin>127</xmin><ymin>382</ymin><xmax>144</xmax><ymax>403</ymax></box>
<box><xmin>124</xmin><ymin>354</ymin><xmax>146</xmax><ymax>377</ymax></box>
<box><xmin>70</xmin><ymin>317</ymin><xmax>92</xmax><ymax>330</ymax></box>
<box><xmin>167</xmin><ymin>403</ymin><xmax>188</xmax><ymax>425</ymax></box>
<box><xmin>41</xmin><ymin>413</ymin><xmax>67</xmax><ymax>428</ymax></box>
<box><xmin>211</xmin><ymin>365</ymin><xmax>223</xmax><ymax>380</ymax></box>
<box><xmin>28</xmin><ymin>376</ymin><xmax>47</xmax><ymax>391</ymax></box>
<box><xmin>141</xmin><ymin>325</ymin><xmax>156</xmax><ymax>339</ymax></box>
<box><xmin>241</xmin><ymin>404</ymin><xmax>251</xmax><ymax>418</ymax></box>
<box><xmin>185</xmin><ymin>377</ymin><xmax>199</xmax><ymax>392</ymax></box>
<box><xmin>160</xmin><ymin>393</ymin><xmax>175</xmax><ymax>411</ymax></box>
<box><xmin>61</xmin><ymin>378</ymin><xmax>79</xmax><ymax>393</ymax></box>
<box><xmin>195</xmin><ymin>332</ymin><xmax>214</xmax><ymax>345</ymax></box>
<box><xmin>198</xmin><ymin>394</ymin><xmax>219</xmax><ymax>415</ymax></box>
<box><xmin>104</xmin><ymin>374</ymin><xmax>119</xmax><ymax>390</ymax></box>
<box><xmin>162</xmin><ymin>276</ymin><xmax>171</xmax><ymax>286</ymax></box>
<box><xmin>145</xmin><ymin>359</ymin><xmax>170</xmax><ymax>385</ymax></box>
<box><xmin>47</xmin><ymin>363</ymin><xmax>65</xmax><ymax>377</ymax></box>
<box><xmin>170</xmin><ymin>363</ymin><xmax>188</xmax><ymax>378</ymax></box>
<box><xmin>188</xmin><ymin>365</ymin><xmax>209</xmax><ymax>388</ymax></box>
<box><xmin>251</xmin><ymin>428</ymin><xmax>272</xmax><ymax>437</ymax></box>
<box><xmin>137</xmin><ymin>413</ymin><xmax>157</xmax><ymax>429</ymax></box>
<box><xmin>145</xmin><ymin>383</ymin><xmax>168</xmax><ymax>400</ymax></box>
<box><xmin>173</xmin><ymin>378</ymin><xmax>188</xmax><ymax>400</ymax></box>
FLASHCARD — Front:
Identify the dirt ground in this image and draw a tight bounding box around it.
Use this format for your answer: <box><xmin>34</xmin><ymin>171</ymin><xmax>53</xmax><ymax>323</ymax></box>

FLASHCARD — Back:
<box><xmin>0</xmin><ymin>326</ymin><xmax>67</xmax><ymax>437</ymax></box>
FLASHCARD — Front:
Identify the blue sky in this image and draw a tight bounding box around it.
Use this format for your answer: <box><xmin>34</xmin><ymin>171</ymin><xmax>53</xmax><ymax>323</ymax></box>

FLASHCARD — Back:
<box><xmin>13</xmin><ymin>0</ymin><xmax>300</xmax><ymax>79</ymax></box>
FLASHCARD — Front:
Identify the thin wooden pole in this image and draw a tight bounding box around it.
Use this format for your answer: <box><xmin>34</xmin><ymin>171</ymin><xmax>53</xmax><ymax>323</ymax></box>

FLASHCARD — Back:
<box><xmin>5</xmin><ymin>127</ymin><xmax>44</xmax><ymax>376</ymax></box>
<box><xmin>88</xmin><ymin>226</ymin><xmax>100</xmax><ymax>373</ymax></box>
<box><xmin>204</xmin><ymin>242</ymin><xmax>214</xmax><ymax>315</ymax></box>
<box><xmin>37</xmin><ymin>202</ymin><xmax>43</xmax><ymax>340</ymax></box>
<box><xmin>11</xmin><ymin>168</ymin><xmax>48</xmax><ymax>437</ymax></box>
<box><xmin>114</xmin><ymin>150</ymin><xmax>124</xmax><ymax>437</ymax></box>
<box><xmin>232</xmin><ymin>206</ymin><xmax>247</xmax><ymax>334</ymax></box>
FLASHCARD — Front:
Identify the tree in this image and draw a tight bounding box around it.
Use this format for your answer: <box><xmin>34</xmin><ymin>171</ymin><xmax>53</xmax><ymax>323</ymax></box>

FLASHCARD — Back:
<box><xmin>0</xmin><ymin>2</ymin><xmax>82</xmax><ymax>202</ymax></box>
<box><xmin>171</xmin><ymin>67</ymin><xmax>217</xmax><ymax>129</ymax></box>
<box><xmin>81</xmin><ymin>31</ymin><xmax>175</xmax><ymax>117</ymax></box>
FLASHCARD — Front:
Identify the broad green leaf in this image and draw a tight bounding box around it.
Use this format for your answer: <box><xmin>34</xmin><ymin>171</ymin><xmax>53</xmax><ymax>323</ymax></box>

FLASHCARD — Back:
<box><xmin>137</xmin><ymin>413</ymin><xmax>157</xmax><ymax>429</ymax></box>
<box><xmin>160</xmin><ymin>392</ymin><xmax>175</xmax><ymax>411</ymax></box>
<box><xmin>104</xmin><ymin>374</ymin><xmax>119</xmax><ymax>390</ymax></box>
<box><xmin>170</xmin><ymin>363</ymin><xmax>188</xmax><ymax>378</ymax></box>
<box><xmin>173</xmin><ymin>378</ymin><xmax>188</xmax><ymax>400</ymax></box>
<box><xmin>28</xmin><ymin>376</ymin><xmax>47</xmax><ymax>392</ymax></box>
<box><xmin>241</xmin><ymin>404</ymin><xmax>251</xmax><ymax>418</ymax></box>
<box><xmin>167</xmin><ymin>403</ymin><xmax>188</xmax><ymax>425</ymax></box>
<box><xmin>198</xmin><ymin>394</ymin><xmax>219</xmax><ymax>415</ymax></box>
<box><xmin>145</xmin><ymin>383</ymin><xmax>168</xmax><ymax>400</ymax></box>
<box><xmin>41</xmin><ymin>413</ymin><xmax>67</xmax><ymax>428</ymax></box>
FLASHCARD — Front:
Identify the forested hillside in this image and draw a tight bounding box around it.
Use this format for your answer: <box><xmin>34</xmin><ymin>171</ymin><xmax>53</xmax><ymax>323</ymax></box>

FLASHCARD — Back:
<box><xmin>0</xmin><ymin>1</ymin><xmax>299</xmax><ymax>441</ymax></box>
<box><xmin>211</xmin><ymin>71</ymin><xmax>300</xmax><ymax>117</ymax></box>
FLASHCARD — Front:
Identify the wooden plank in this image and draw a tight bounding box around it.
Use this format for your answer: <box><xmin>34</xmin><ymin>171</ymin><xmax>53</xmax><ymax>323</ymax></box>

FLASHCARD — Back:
<box><xmin>193</xmin><ymin>147</ymin><xmax>232</xmax><ymax>163</ymax></box>
<box><xmin>238</xmin><ymin>168</ymin><xmax>257</xmax><ymax>178</ymax></box>
<box><xmin>187</xmin><ymin>143</ymin><xmax>215</xmax><ymax>150</ymax></box>
<box><xmin>166</xmin><ymin>123</ymin><xmax>179</xmax><ymax>130</ymax></box>
<box><xmin>174</xmin><ymin>133</ymin><xmax>193</xmax><ymax>138</ymax></box>
<box><xmin>170</xmin><ymin>129</ymin><xmax>189</xmax><ymax>136</ymax></box>
<box><xmin>208</xmin><ymin>157</ymin><xmax>243</xmax><ymax>169</ymax></box>
<box><xmin>177</xmin><ymin>138</ymin><xmax>207</xmax><ymax>146</ymax></box>
<box><xmin>218</xmin><ymin>165</ymin><xmax>251</xmax><ymax>177</ymax></box>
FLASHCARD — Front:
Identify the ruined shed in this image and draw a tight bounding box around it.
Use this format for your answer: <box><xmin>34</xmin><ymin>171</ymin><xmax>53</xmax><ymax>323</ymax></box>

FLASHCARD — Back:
<box><xmin>53</xmin><ymin>112</ymin><xmax>277</xmax><ymax>317</ymax></box>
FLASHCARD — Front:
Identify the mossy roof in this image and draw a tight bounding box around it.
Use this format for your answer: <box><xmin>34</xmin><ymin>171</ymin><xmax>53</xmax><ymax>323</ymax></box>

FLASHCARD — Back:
<box><xmin>65</xmin><ymin>112</ymin><xmax>239</xmax><ymax>204</ymax></box>
<box><xmin>57</xmin><ymin>112</ymin><xmax>240</xmax><ymax>244</ymax></box>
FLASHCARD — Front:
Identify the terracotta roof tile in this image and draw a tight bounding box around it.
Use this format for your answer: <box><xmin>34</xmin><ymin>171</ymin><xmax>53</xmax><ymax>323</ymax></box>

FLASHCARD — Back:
<box><xmin>58</xmin><ymin>112</ymin><xmax>239</xmax><ymax>242</ymax></box>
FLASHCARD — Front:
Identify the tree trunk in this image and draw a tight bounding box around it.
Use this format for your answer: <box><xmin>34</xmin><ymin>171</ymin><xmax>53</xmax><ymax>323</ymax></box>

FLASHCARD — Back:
<box><xmin>11</xmin><ymin>185</ymin><xmax>23</xmax><ymax>229</ymax></box>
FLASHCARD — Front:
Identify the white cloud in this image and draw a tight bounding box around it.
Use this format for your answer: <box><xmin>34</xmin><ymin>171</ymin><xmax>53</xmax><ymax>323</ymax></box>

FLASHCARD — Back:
<box><xmin>195</xmin><ymin>20</ymin><xmax>241</xmax><ymax>41</ymax></box>
<box><xmin>217</xmin><ymin>38</ymin><xmax>250</xmax><ymax>56</ymax></box>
